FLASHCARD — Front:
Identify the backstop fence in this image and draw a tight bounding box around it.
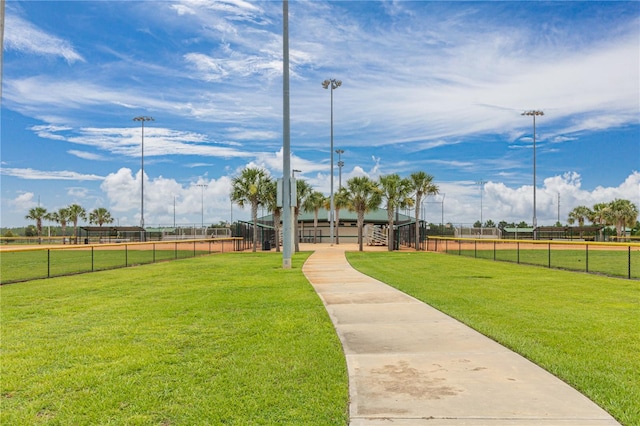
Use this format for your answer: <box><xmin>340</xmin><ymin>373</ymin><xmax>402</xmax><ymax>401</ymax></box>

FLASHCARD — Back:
<box><xmin>426</xmin><ymin>237</ymin><xmax>640</xmax><ymax>280</ymax></box>
<box><xmin>0</xmin><ymin>237</ymin><xmax>243</xmax><ymax>285</ymax></box>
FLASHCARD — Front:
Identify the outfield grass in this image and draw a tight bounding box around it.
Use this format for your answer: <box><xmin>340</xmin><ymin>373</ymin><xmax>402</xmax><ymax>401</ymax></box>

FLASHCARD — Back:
<box><xmin>1</xmin><ymin>252</ymin><xmax>349</xmax><ymax>425</ymax></box>
<box><xmin>347</xmin><ymin>251</ymin><xmax>639</xmax><ymax>426</ymax></box>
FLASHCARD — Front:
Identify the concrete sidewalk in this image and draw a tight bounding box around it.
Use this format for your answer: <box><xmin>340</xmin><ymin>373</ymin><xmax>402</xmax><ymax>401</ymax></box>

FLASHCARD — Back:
<box><xmin>301</xmin><ymin>244</ymin><xmax>620</xmax><ymax>426</ymax></box>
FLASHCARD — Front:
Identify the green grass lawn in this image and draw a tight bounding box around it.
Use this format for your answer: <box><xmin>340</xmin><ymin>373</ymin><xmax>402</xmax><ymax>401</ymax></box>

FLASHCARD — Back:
<box><xmin>0</xmin><ymin>248</ymin><xmax>212</xmax><ymax>284</ymax></box>
<box><xmin>347</xmin><ymin>251</ymin><xmax>639</xmax><ymax>426</ymax></box>
<box><xmin>1</xmin><ymin>252</ymin><xmax>349</xmax><ymax>425</ymax></box>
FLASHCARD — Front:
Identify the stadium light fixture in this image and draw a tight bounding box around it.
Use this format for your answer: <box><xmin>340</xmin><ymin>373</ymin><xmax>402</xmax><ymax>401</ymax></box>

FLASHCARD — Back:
<box><xmin>322</xmin><ymin>78</ymin><xmax>341</xmax><ymax>245</ymax></box>
<box><xmin>133</xmin><ymin>116</ymin><xmax>154</xmax><ymax>241</ymax></box>
<box><xmin>522</xmin><ymin>110</ymin><xmax>544</xmax><ymax>230</ymax></box>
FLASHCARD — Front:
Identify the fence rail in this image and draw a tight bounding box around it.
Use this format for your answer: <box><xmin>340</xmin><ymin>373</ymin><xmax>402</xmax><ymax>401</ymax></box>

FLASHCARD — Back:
<box><xmin>0</xmin><ymin>238</ymin><xmax>244</xmax><ymax>285</ymax></box>
<box><xmin>426</xmin><ymin>237</ymin><xmax>640</xmax><ymax>280</ymax></box>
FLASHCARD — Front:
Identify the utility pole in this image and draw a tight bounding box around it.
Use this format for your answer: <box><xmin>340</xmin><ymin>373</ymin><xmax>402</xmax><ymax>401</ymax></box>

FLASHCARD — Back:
<box><xmin>322</xmin><ymin>78</ymin><xmax>342</xmax><ymax>246</ymax></box>
<box><xmin>282</xmin><ymin>0</ymin><xmax>292</xmax><ymax>269</ymax></box>
<box><xmin>133</xmin><ymin>116</ymin><xmax>154</xmax><ymax>242</ymax></box>
<box><xmin>522</xmin><ymin>110</ymin><xmax>544</xmax><ymax>230</ymax></box>
<box><xmin>195</xmin><ymin>184</ymin><xmax>207</xmax><ymax>233</ymax></box>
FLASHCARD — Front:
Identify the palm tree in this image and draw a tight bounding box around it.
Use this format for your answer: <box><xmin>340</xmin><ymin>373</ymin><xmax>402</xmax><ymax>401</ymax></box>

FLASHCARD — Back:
<box><xmin>409</xmin><ymin>171</ymin><xmax>439</xmax><ymax>250</ymax></box>
<box><xmin>345</xmin><ymin>176</ymin><xmax>382</xmax><ymax>252</ymax></box>
<box><xmin>89</xmin><ymin>207</ymin><xmax>114</xmax><ymax>227</ymax></box>
<box><xmin>606</xmin><ymin>199</ymin><xmax>639</xmax><ymax>238</ymax></box>
<box><xmin>379</xmin><ymin>174</ymin><xmax>414</xmax><ymax>251</ymax></box>
<box><xmin>25</xmin><ymin>206</ymin><xmax>48</xmax><ymax>243</ymax></box>
<box><xmin>45</xmin><ymin>207</ymin><xmax>71</xmax><ymax>244</ymax></box>
<box><xmin>263</xmin><ymin>179</ymin><xmax>282</xmax><ymax>252</ymax></box>
<box><xmin>567</xmin><ymin>205</ymin><xmax>592</xmax><ymax>227</ymax></box>
<box><xmin>230</xmin><ymin>167</ymin><xmax>271</xmax><ymax>252</ymax></box>
<box><xmin>302</xmin><ymin>191</ymin><xmax>326</xmax><ymax>243</ymax></box>
<box><xmin>590</xmin><ymin>202</ymin><xmax>609</xmax><ymax>241</ymax></box>
<box><xmin>293</xmin><ymin>180</ymin><xmax>312</xmax><ymax>252</ymax></box>
<box><xmin>67</xmin><ymin>204</ymin><xmax>87</xmax><ymax>244</ymax></box>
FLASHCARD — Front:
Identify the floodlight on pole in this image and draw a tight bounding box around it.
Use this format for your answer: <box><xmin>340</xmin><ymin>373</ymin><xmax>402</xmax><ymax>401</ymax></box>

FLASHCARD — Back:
<box><xmin>133</xmin><ymin>116</ymin><xmax>154</xmax><ymax>241</ymax></box>
<box><xmin>195</xmin><ymin>184</ymin><xmax>207</xmax><ymax>231</ymax></box>
<box><xmin>522</xmin><ymin>110</ymin><xmax>544</xmax><ymax>230</ymax></box>
<box><xmin>322</xmin><ymin>78</ymin><xmax>341</xmax><ymax>246</ymax></box>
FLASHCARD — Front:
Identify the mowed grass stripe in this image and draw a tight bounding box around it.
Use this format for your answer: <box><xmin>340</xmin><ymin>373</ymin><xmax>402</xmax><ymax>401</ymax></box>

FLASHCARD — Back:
<box><xmin>346</xmin><ymin>251</ymin><xmax>639</xmax><ymax>426</ymax></box>
<box><xmin>1</xmin><ymin>252</ymin><xmax>349</xmax><ymax>425</ymax></box>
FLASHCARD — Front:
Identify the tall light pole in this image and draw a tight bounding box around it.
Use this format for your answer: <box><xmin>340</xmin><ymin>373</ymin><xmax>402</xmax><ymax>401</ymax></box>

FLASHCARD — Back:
<box><xmin>477</xmin><ymin>181</ymin><xmax>486</xmax><ymax>238</ymax></box>
<box><xmin>195</xmin><ymin>184</ymin><xmax>207</xmax><ymax>232</ymax></box>
<box><xmin>522</xmin><ymin>110</ymin><xmax>544</xmax><ymax>230</ymax></box>
<box><xmin>476</xmin><ymin>180</ymin><xmax>486</xmax><ymax>227</ymax></box>
<box><xmin>292</xmin><ymin>169</ymin><xmax>301</xmax><ymax>249</ymax></box>
<box><xmin>133</xmin><ymin>116</ymin><xmax>154</xmax><ymax>241</ymax></box>
<box><xmin>441</xmin><ymin>193</ymin><xmax>446</xmax><ymax>234</ymax></box>
<box><xmin>322</xmin><ymin>78</ymin><xmax>341</xmax><ymax>245</ymax></box>
<box><xmin>282</xmin><ymin>0</ymin><xmax>292</xmax><ymax>268</ymax></box>
<box><xmin>336</xmin><ymin>149</ymin><xmax>344</xmax><ymax>189</ymax></box>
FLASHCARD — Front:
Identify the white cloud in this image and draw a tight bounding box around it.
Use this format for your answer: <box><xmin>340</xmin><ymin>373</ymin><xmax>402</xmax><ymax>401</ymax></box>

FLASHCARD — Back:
<box><xmin>67</xmin><ymin>187</ymin><xmax>90</xmax><ymax>198</ymax></box>
<box><xmin>100</xmin><ymin>168</ymin><xmax>234</xmax><ymax>226</ymax></box>
<box><xmin>68</xmin><ymin>150</ymin><xmax>107</xmax><ymax>161</ymax></box>
<box><xmin>469</xmin><ymin>171</ymin><xmax>640</xmax><ymax>226</ymax></box>
<box><xmin>9</xmin><ymin>192</ymin><xmax>37</xmax><ymax>211</ymax></box>
<box><xmin>1</xmin><ymin>168</ymin><xmax>104</xmax><ymax>181</ymax></box>
<box><xmin>27</xmin><ymin>125</ymin><xmax>258</xmax><ymax>160</ymax></box>
<box><xmin>4</xmin><ymin>13</ymin><xmax>84</xmax><ymax>63</ymax></box>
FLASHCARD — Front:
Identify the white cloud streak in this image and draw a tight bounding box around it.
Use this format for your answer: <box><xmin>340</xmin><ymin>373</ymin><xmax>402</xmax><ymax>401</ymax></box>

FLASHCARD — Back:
<box><xmin>4</xmin><ymin>13</ymin><xmax>84</xmax><ymax>63</ymax></box>
<box><xmin>1</xmin><ymin>168</ymin><xmax>104</xmax><ymax>181</ymax></box>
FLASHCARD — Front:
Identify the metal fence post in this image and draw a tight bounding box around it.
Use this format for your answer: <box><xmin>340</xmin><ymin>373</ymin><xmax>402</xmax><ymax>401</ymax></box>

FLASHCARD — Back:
<box><xmin>585</xmin><ymin>244</ymin><xmax>589</xmax><ymax>273</ymax></box>
<box><xmin>48</xmin><ymin>249</ymin><xmax>51</xmax><ymax>278</ymax></box>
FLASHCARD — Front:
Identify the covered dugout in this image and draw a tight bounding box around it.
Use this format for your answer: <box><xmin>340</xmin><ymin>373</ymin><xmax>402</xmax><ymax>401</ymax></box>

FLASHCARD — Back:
<box><xmin>80</xmin><ymin>226</ymin><xmax>145</xmax><ymax>243</ymax></box>
<box><xmin>502</xmin><ymin>226</ymin><xmax>604</xmax><ymax>241</ymax></box>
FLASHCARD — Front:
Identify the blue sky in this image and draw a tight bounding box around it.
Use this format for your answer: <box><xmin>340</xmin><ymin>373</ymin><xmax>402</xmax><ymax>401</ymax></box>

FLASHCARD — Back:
<box><xmin>2</xmin><ymin>0</ymin><xmax>639</xmax><ymax>228</ymax></box>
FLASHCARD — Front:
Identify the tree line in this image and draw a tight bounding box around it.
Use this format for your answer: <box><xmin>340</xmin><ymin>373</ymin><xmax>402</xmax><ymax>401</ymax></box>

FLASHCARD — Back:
<box><xmin>567</xmin><ymin>200</ymin><xmax>639</xmax><ymax>237</ymax></box>
<box><xmin>24</xmin><ymin>204</ymin><xmax>113</xmax><ymax>244</ymax></box>
<box><xmin>470</xmin><ymin>199</ymin><xmax>639</xmax><ymax>238</ymax></box>
<box><xmin>230</xmin><ymin>167</ymin><xmax>439</xmax><ymax>252</ymax></box>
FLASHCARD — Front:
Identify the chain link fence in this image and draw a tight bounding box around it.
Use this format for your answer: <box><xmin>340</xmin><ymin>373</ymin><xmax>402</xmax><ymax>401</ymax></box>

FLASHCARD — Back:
<box><xmin>1</xmin><ymin>238</ymin><xmax>243</xmax><ymax>285</ymax></box>
<box><xmin>427</xmin><ymin>237</ymin><xmax>640</xmax><ymax>279</ymax></box>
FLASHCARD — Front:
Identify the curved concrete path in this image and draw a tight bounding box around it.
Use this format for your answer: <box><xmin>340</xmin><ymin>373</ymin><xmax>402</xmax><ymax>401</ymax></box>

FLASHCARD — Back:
<box><xmin>301</xmin><ymin>244</ymin><xmax>620</xmax><ymax>426</ymax></box>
